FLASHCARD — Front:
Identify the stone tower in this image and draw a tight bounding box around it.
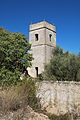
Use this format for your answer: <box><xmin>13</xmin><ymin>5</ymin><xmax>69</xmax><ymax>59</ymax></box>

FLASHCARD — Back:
<box><xmin>28</xmin><ymin>21</ymin><xmax>56</xmax><ymax>77</ymax></box>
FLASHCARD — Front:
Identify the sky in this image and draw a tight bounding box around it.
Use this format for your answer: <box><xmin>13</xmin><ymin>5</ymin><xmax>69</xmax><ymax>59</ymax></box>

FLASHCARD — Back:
<box><xmin>0</xmin><ymin>0</ymin><xmax>80</xmax><ymax>54</ymax></box>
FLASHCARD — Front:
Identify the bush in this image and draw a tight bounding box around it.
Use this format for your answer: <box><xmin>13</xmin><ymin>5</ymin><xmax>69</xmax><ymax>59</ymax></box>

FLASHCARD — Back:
<box><xmin>43</xmin><ymin>46</ymin><xmax>80</xmax><ymax>81</ymax></box>
<box><xmin>48</xmin><ymin>113</ymin><xmax>70</xmax><ymax>120</ymax></box>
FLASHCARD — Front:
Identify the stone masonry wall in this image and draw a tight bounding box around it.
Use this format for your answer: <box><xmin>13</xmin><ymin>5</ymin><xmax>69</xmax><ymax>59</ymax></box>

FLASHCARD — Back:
<box><xmin>28</xmin><ymin>21</ymin><xmax>56</xmax><ymax>77</ymax></box>
<box><xmin>36</xmin><ymin>81</ymin><xmax>80</xmax><ymax>115</ymax></box>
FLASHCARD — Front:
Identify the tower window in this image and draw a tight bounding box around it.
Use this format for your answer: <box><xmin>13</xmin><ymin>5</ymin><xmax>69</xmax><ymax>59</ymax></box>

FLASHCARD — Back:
<box><xmin>35</xmin><ymin>34</ymin><xmax>38</xmax><ymax>41</ymax></box>
<box><xmin>35</xmin><ymin>67</ymin><xmax>38</xmax><ymax>77</ymax></box>
<box><xmin>49</xmin><ymin>34</ymin><xmax>52</xmax><ymax>41</ymax></box>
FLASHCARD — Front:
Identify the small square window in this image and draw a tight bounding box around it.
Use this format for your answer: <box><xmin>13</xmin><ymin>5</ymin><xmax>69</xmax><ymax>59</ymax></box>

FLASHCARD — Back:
<box><xmin>49</xmin><ymin>34</ymin><xmax>52</xmax><ymax>41</ymax></box>
<box><xmin>35</xmin><ymin>34</ymin><xmax>38</xmax><ymax>41</ymax></box>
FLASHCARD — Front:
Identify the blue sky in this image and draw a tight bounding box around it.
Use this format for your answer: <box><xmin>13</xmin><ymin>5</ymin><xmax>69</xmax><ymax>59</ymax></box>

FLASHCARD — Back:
<box><xmin>0</xmin><ymin>0</ymin><xmax>80</xmax><ymax>54</ymax></box>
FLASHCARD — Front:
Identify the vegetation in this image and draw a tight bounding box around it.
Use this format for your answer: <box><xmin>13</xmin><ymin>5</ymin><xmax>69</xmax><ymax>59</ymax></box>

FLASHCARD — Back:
<box><xmin>48</xmin><ymin>113</ymin><xmax>70</xmax><ymax>120</ymax></box>
<box><xmin>0</xmin><ymin>77</ymin><xmax>38</xmax><ymax>114</ymax></box>
<box><xmin>0</xmin><ymin>27</ymin><xmax>80</xmax><ymax>119</ymax></box>
<box><xmin>43</xmin><ymin>46</ymin><xmax>80</xmax><ymax>81</ymax></box>
<box><xmin>0</xmin><ymin>27</ymin><xmax>39</xmax><ymax>114</ymax></box>
<box><xmin>0</xmin><ymin>27</ymin><xmax>33</xmax><ymax>86</ymax></box>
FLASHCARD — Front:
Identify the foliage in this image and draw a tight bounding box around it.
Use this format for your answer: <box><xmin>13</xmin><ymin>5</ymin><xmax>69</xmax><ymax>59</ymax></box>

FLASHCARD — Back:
<box><xmin>19</xmin><ymin>77</ymin><xmax>40</xmax><ymax>110</ymax></box>
<box><xmin>48</xmin><ymin>113</ymin><xmax>70</xmax><ymax>120</ymax></box>
<box><xmin>0</xmin><ymin>27</ymin><xmax>33</xmax><ymax>85</ymax></box>
<box><xmin>43</xmin><ymin>46</ymin><xmax>80</xmax><ymax>81</ymax></box>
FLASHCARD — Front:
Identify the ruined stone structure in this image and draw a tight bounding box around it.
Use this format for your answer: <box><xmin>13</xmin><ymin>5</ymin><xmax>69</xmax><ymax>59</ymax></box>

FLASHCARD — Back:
<box><xmin>36</xmin><ymin>81</ymin><xmax>80</xmax><ymax>116</ymax></box>
<box><xmin>28</xmin><ymin>21</ymin><xmax>56</xmax><ymax>77</ymax></box>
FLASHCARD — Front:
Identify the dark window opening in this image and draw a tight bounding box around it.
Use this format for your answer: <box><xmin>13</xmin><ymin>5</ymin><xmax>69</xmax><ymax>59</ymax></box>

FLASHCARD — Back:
<box><xmin>35</xmin><ymin>67</ymin><xmax>38</xmax><ymax>77</ymax></box>
<box><xmin>49</xmin><ymin>34</ymin><xmax>52</xmax><ymax>41</ymax></box>
<box><xmin>35</xmin><ymin>34</ymin><xmax>38</xmax><ymax>41</ymax></box>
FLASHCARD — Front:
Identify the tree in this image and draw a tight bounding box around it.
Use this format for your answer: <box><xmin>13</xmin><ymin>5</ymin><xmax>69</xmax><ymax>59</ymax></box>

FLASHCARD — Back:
<box><xmin>0</xmin><ymin>27</ymin><xmax>33</xmax><ymax>85</ymax></box>
<box><xmin>43</xmin><ymin>46</ymin><xmax>80</xmax><ymax>81</ymax></box>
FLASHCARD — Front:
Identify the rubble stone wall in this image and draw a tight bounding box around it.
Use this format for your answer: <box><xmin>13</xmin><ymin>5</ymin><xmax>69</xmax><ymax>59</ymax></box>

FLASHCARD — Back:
<box><xmin>36</xmin><ymin>81</ymin><xmax>80</xmax><ymax>115</ymax></box>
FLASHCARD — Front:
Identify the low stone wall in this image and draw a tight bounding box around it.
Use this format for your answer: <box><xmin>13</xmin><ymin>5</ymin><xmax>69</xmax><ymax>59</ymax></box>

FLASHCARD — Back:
<box><xmin>36</xmin><ymin>81</ymin><xmax>80</xmax><ymax>115</ymax></box>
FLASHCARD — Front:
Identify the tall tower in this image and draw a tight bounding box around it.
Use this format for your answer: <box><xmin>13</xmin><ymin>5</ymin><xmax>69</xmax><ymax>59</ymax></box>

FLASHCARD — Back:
<box><xmin>28</xmin><ymin>21</ymin><xmax>56</xmax><ymax>77</ymax></box>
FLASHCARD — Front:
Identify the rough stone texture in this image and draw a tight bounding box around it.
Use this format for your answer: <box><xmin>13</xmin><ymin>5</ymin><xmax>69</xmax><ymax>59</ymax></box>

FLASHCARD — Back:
<box><xmin>0</xmin><ymin>106</ymin><xmax>49</xmax><ymax>120</ymax></box>
<box><xmin>28</xmin><ymin>21</ymin><xmax>56</xmax><ymax>77</ymax></box>
<box><xmin>36</xmin><ymin>81</ymin><xmax>80</xmax><ymax>115</ymax></box>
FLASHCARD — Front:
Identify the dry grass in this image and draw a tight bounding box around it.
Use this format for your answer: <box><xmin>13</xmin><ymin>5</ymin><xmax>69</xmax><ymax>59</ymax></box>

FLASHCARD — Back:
<box><xmin>0</xmin><ymin>79</ymin><xmax>37</xmax><ymax>114</ymax></box>
<box><xmin>0</xmin><ymin>85</ymin><xmax>28</xmax><ymax>114</ymax></box>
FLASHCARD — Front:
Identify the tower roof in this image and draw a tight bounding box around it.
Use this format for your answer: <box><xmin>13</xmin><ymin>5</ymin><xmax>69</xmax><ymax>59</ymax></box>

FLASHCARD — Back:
<box><xmin>30</xmin><ymin>21</ymin><xmax>56</xmax><ymax>32</ymax></box>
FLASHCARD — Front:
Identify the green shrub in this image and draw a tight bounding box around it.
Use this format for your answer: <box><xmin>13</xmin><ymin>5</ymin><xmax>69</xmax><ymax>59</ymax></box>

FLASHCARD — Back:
<box><xmin>43</xmin><ymin>46</ymin><xmax>80</xmax><ymax>82</ymax></box>
<box><xmin>48</xmin><ymin>113</ymin><xmax>70</xmax><ymax>120</ymax></box>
